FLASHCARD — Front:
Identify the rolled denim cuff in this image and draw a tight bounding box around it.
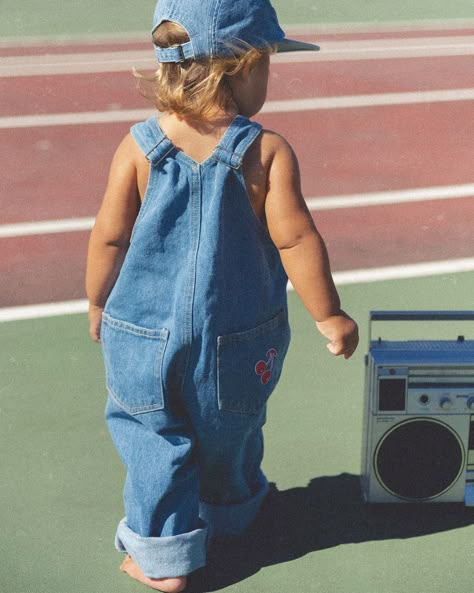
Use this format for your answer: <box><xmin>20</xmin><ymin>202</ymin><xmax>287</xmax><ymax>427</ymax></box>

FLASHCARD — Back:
<box><xmin>115</xmin><ymin>518</ymin><xmax>208</xmax><ymax>578</ymax></box>
<box><xmin>199</xmin><ymin>474</ymin><xmax>268</xmax><ymax>537</ymax></box>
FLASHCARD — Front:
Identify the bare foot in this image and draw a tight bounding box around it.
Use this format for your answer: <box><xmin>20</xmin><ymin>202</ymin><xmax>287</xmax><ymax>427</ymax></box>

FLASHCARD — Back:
<box><xmin>120</xmin><ymin>555</ymin><xmax>187</xmax><ymax>592</ymax></box>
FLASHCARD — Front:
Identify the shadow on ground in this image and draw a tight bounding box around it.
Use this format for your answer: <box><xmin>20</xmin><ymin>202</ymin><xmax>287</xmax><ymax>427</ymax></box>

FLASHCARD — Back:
<box><xmin>190</xmin><ymin>473</ymin><xmax>474</xmax><ymax>591</ymax></box>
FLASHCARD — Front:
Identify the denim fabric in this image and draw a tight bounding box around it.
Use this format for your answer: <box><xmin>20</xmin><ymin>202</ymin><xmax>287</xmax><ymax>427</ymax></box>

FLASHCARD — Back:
<box><xmin>102</xmin><ymin>115</ymin><xmax>290</xmax><ymax>577</ymax></box>
<box><xmin>152</xmin><ymin>0</ymin><xmax>319</xmax><ymax>62</ymax></box>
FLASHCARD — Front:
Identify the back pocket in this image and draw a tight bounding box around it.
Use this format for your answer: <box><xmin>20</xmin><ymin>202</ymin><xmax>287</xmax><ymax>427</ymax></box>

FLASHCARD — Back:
<box><xmin>217</xmin><ymin>310</ymin><xmax>291</xmax><ymax>415</ymax></box>
<box><xmin>101</xmin><ymin>313</ymin><xmax>169</xmax><ymax>415</ymax></box>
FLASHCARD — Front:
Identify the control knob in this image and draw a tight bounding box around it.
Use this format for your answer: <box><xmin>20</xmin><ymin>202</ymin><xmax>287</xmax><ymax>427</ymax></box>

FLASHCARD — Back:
<box><xmin>439</xmin><ymin>396</ymin><xmax>453</xmax><ymax>410</ymax></box>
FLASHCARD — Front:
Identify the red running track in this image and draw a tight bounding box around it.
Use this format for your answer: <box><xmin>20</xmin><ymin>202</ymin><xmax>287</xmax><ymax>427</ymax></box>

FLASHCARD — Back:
<box><xmin>2</xmin><ymin>55</ymin><xmax>474</xmax><ymax>116</ymax></box>
<box><xmin>1</xmin><ymin>29</ymin><xmax>473</xmax><ymax>307</ymax></box>
<box><xmin>2</xmin><ymin>101</ymin><xmax>473</xmax><ymax>223</ymax></box>
<box><xmin>1</xmin><ymin>197</ymin><xmax>472</xmax><ymax>306</ymax></box>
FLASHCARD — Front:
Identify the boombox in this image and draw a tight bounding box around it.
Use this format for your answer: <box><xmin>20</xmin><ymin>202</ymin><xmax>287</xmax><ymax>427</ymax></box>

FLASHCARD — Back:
<box><xmin>361</xmin><ymin>311</ymin><xmax>474</xmax><ymax>505</ymax></box>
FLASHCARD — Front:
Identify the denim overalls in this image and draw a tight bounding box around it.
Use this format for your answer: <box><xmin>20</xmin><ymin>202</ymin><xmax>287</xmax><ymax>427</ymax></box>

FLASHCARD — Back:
<box><xmin>101</xmin><ymin>115</ymin><xmax>291</xmax><ymax>578</ymax></box>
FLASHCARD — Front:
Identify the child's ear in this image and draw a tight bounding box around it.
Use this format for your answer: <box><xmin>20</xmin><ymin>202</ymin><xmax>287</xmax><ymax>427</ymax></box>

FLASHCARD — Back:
<box><xmin>239</xmin><ymin>60</ymin><xmax>254</xmax><ymax>82</ymax></box>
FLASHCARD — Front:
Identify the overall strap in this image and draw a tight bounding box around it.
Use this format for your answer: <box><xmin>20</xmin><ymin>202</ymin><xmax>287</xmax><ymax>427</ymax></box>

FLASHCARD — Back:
<box><xmin>213</xmin><ymin>116</ymin><xmax>263</xmax><ymax>170</ymax></box>
<box><xmin>130</xmin><ymin>117</ymin><xmax>175</xmax><ymax>167</ymax></box>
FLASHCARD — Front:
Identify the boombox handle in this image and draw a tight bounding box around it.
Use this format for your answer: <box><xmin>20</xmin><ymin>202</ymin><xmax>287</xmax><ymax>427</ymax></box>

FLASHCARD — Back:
<box><xmin>369</xmin><ymin>310</ymin><xmax>474</xmax><ymax>342</ymax></box>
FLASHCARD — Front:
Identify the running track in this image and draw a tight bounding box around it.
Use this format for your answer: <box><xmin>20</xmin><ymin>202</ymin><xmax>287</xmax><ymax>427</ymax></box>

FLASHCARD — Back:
<box><xmin>1</xmin><ymin>25</ymin><xmax>474</xmax><ymax>309</ymax></box>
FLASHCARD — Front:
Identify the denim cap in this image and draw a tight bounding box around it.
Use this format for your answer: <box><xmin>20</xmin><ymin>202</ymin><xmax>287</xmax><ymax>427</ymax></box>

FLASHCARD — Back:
<box><xmin>152</xmin><ymin>0</ymin><xmax>320</xmax><ymax>63</ymax></box>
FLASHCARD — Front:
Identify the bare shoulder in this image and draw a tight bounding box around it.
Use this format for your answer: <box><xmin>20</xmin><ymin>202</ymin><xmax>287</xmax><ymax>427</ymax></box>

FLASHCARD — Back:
<box><xmin>237</xmin><ymin>128</ymin><xmax>303</xmax><ymax>227</ymax></box>
<box><xmin>260</xmin><ymin>128</ymin><xmax>291</xmax><ymax>147</ymax></box>
<box><xmin>95</xmin><ymin>133</ymin><xmax>142</xmax><ymax>237</ymax></box>
<box><xmin>261</xmin><ymin>130</ymin><xmax>314</xmax><ymax>248</ymax></box>
<box><xmin>109</xmin><ymin>132</ymin><xmax>149</xmax><ymax>200</ymax></box>
<box><xmin>241</xmin><ymin>129</ymin><xmax>283</xmax><ymax>222</ymax></box>
<box><xmin>259</xmin><ymin>129</ymin><xmax>303</xmax><ymax>200</ymax></box>
<box><xmin>110</xmin><ymin>133</ymin><xmax>143</xmax><ymax>168</ymax></box>
<box><xmin>260</xmin><ymin>128</ymin><xmax>297</xmax><ymax>157</ymax></box>
<box><xmin>259</xmin><ymin>129</ymin><xmax>302</xmax><ymax>192</ymax></box>
<box><xmin>244</xmin><ymin>129</ymin><xmax>294</xmax><ymax>166</ymax></box>
<box><xmin>243</xmin><ymin>129</ymin><xmax>298</xmax><ymax>187</ymax></box>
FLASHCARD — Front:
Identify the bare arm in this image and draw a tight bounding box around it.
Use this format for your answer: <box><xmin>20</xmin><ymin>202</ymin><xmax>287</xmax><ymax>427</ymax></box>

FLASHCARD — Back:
<box><xmin>264</xmin><ymin>134</ymin><xmax>358</xmax><ymax>358</ymax></box>
<box><xmin>85</xmin><ymin>134</ymin><xmax>142</xmax><ymax>342</ymax></box>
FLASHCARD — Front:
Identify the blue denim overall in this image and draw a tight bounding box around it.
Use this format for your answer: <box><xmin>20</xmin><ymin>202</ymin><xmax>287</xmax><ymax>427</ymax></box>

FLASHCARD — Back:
<box><xmin>101</xmin><ymin>115</ymin><xmax>291</xmax><ymax>578</ymax></box>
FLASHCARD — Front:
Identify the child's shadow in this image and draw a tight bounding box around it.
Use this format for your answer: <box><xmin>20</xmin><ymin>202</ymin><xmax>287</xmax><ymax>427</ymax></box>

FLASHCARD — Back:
<box><xmin>190</xmin><ymin>473</ymin><xmax>474</xmax><ymax>591</ymax></box>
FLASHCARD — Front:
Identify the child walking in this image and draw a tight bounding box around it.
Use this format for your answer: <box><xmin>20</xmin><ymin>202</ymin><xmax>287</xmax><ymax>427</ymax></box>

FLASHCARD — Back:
<box><xmin>86</xmin><ymin>0</ymin><xmax>359</xmax><ymax>590</ymax></box>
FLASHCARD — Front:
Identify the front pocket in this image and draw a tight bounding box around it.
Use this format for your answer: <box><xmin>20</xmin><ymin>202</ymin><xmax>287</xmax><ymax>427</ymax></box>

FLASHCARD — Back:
<box><xmin>101</xmin><ymin>313</ymin><xmax>169</xmax><ymax>415</ymax></box>
<box><xmin>217</xmin><ymin>310</ymin><xmax>291</xmax><ymax>415</ymax></box>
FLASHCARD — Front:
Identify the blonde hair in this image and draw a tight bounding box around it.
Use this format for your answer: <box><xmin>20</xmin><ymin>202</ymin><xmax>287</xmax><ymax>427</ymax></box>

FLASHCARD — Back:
<box><xmin>135</xmin><ymin>21</ymin><xmax>271</xmax><ymax>119</ymax></box>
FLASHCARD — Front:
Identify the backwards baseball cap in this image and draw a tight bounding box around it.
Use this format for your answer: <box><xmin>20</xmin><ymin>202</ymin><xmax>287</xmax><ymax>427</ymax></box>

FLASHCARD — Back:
<box><xmin>152</xmin><ymin>0</ymin><xmax>319</xmax><ymax>63</ymax></box>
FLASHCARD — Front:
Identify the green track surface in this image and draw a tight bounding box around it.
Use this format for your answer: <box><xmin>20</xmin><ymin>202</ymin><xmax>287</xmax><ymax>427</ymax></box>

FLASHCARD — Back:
<box><xmin>1</xmin><ymin>0</ymin><xmax>474</xmax><ymax>38</ymax></box>
<box><xmin>2</xmin><ymin>272</ymin><xmax>474</xmax><ymax>593</ymax></box>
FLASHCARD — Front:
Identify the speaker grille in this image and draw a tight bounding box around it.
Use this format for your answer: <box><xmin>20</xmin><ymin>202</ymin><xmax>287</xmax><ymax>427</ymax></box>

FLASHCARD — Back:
<box><xmin>374</xmin><ymin>418</ymin><xmax>465</xmax><ymax>500</ymax></box>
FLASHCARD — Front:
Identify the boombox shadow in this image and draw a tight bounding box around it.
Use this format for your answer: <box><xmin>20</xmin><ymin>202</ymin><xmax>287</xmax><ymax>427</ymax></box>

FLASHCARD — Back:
<box><xmin>190</xmin><ymin>473</ymin><xmax>474</xmax><ymax>592</ymax></box>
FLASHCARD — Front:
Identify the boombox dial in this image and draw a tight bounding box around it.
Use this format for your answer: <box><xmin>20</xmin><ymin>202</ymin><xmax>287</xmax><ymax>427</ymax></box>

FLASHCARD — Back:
<box><xmin>439</xmin><ymin>396</ymin><xmax>453</xmax><ymax>410</ymax></box>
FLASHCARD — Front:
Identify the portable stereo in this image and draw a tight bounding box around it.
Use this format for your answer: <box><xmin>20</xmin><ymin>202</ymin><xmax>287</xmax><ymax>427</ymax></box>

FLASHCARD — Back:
<box><xmin>361</xmin><ymin>311</ymin><xmax>474</xmax><ymax>505</ymax></box>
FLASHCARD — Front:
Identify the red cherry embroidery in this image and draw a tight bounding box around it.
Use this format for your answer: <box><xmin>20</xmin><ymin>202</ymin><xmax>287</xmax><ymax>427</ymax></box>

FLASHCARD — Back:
<box><xmin>255</xmin><ymin>349</ymin><xmax>278</xmax><ymax>384</ymax></box>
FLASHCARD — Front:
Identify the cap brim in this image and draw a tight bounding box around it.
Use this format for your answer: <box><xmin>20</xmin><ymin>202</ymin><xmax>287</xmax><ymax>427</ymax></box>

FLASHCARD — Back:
<box><xmin>275</xmin><ymin>38</ymin><xmax>320</xmax><ymax>53</ymax></box>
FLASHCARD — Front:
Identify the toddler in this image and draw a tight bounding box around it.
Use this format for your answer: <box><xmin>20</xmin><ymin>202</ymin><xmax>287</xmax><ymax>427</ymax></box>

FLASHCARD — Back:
<box><xmin>86</xmin><ymin>0</ymin><xmax>359</xmax><ymax>591</ymax></box>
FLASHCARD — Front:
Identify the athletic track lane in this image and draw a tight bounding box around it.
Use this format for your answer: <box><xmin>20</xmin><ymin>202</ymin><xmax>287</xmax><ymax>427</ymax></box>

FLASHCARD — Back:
<box><xmin>1</xmin><ymin>26</ymin><xmax>473</xmax><ymax>308</ymax></box>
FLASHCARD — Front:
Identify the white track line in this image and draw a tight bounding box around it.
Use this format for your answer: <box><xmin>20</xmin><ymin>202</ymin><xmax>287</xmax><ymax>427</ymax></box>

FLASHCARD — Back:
<box><xmin>1</xmin><ymin>183</ymin><xmax>473</xmax><ymax>239</ymax></box>
<box><xmin>263</xmin><ymin>89</ymin><xmax>474</xmax><ymax>112</ymax></box>
<box><xmin>275</xmin><ymin>35</ymin><xmax>474</xmax><ymax>63</ymax></box>
<box><xmin>2</xmin><ymin>87</ymin><xmax>474</xmax><ymax>130</ymax></box>
<box><xmin>2</xmin><ymin>35</ymin><xmax>474</xmax><ymax>77</ymax></box>
<box><xmin>0</xmin><ymin>109</ymin><xmax>154</xmax><ymax>129</ymax></box>
<box><xmin>306</xmin><ymin>183</ymin><xmax>474</xmax><ymax>210</ymax></box>
<box><xmin>332</xmin><ymin>258</ymin><xmax>474</xmax><ymax>285</ymax></box>
<box><xmin>0</xmin><ymin>217</ymin><xmax>96</xmax><ymax>238</ymax></box>
<box><xmin>0</xmin><ymin>299</ymin><xmax>89</xmax><ymax>322</ymax></box>
<box><xmin>1</xmin><ymin>257</ymin><xmax>474</xmax><ymax>322</ymax></box>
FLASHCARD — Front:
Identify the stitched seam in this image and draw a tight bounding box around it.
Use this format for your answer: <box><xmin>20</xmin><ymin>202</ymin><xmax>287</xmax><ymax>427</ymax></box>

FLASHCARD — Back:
<box><xmin>217</xmin><ymin>310</ymin><xmax>287</xmax><ymax>345</ymax></box>
<box><xmin>107</xmin><ymin>386</ymin><xmax>164</xmax><ymax>415</ymax></box>
<box><xmin>212</xmin><ymin>0</ymin><xmax>224</xmax><ymax>57</ymax></box>
<box><xmin>102</xmin><ymin>314</ymin><xmax>169</xmax><ymax>339</ymax></box>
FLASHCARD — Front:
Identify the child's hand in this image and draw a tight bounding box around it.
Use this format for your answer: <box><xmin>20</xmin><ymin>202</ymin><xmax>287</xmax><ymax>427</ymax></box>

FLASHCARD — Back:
<box><xmin>88</xmin><ymin>305</ymin><xmax>104</xmax><ymax>343</ymax></box>
<box><xmin>316</xmin><ymin>311</ymin><xmax>359</xmax><ymax>359</ymax></box>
